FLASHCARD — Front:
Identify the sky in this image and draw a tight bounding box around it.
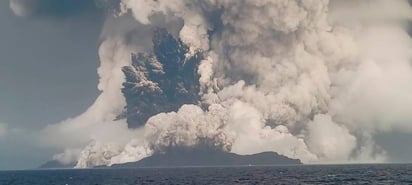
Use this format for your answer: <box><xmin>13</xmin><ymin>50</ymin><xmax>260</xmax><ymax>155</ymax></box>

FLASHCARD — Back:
<box><xmin>2</xmin><ymin>0</ymin><xmax>412</xmax><ymax>170</ymax></box>
<box><xmin>0</xmin><ymin>0</ymin><xmax>103</xmax><ymax>170</ymax></box>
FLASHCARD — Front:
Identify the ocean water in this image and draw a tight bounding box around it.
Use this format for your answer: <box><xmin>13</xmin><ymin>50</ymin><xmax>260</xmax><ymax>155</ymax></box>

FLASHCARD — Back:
<box><xmin>1</xmin><ymin>164</ymin><xmax>412</xmax><ymax>185</ymax></box>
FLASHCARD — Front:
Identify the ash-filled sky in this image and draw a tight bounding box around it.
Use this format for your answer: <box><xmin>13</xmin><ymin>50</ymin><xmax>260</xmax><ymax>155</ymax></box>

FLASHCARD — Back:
<box><xmin>2</xmin><ymin>0</ymin><xmax>412</xmax><ymax>170</ymax></box>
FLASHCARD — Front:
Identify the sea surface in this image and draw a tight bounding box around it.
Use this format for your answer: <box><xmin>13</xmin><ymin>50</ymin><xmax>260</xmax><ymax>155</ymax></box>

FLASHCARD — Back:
<box><xmin>1</xmin><ymin>164</ymin><xmax>412</xmax><ymax>185</ymax></box>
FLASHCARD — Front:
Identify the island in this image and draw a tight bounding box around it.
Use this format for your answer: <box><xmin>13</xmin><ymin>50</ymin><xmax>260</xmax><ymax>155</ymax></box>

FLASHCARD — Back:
<box><xmin>110</xmin><ymin>147</ymin><xmax>302</xmax><ymax>168</ymax></box>
<box><xmin>38</xmin><ymin>160</ymin><xmax>76</xmax><ymax>169</ymax></box>
<box><xmin>40</xmin><ymin>147</ymin><xmax>301</xmax><ymax>169</ymax></box>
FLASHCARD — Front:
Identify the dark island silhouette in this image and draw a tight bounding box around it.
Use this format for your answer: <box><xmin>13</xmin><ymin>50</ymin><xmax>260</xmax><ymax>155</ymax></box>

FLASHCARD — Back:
<box><xmin>39</xmin><ymin>147</ymin><xmax>301</xmax><ymax>169</ymax></box>
<box><xmin>38</xmin><ymin>160</ymin><xmax>76</xmax><ymax>169</ymax></box>
<box><xmin>109</xmin><ymin>147</ymin><xmax>302</xmax><ymax>168</ymax></box>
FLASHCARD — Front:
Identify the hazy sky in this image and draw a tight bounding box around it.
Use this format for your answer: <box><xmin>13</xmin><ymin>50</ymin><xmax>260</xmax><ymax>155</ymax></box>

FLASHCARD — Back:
<box><xmin>2</xmin><ymin>0</ymin><xmax>412</xmax><ymax>170</ymax></box>
<box><xmin>0</xmin><ymin>0</ymin><xmax>103</xmax><ymax>169</ymax></box>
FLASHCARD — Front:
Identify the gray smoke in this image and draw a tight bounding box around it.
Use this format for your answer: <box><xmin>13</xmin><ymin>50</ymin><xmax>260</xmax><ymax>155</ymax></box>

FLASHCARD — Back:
<box><xmin>120</xmin><ymin>29</ymin><xmax>203</xmax><ymax>128</ymax></box>
<box><xmin>13</xmin><ymin>0</ymin><xmax>412</xmax><ymax>167</ymax></box>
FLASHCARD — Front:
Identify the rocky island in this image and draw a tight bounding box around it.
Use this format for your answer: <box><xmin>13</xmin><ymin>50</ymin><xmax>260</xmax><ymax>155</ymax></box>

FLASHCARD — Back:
<box><xmin>109</xmin><ymin>147</ymin><xmax>302</xmax><ymax>168</ymax></box>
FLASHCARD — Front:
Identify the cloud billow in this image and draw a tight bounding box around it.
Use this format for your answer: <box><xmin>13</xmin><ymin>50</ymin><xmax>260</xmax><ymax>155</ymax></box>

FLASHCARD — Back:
<box><xmin>13</xmin><ymin>0</ymin><xmax>412</xmax><ymax>167</ymax></box>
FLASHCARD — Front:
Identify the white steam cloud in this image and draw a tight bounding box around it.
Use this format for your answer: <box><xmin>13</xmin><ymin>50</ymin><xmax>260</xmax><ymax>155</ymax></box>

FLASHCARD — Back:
<box><xmin>24</xmin><ymin>0</ymin><xmax>412</xmax><ymax>167</ymax></box>
<box><xmin>52</xmin><ymin>148</ymin><xmax>81</xmax><ymax>165</ymax></box>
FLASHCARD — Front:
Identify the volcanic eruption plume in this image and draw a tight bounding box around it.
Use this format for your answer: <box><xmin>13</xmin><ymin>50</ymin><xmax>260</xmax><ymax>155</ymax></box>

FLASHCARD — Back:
<box><xmin>10</xmin><ymin>0</ymin><xmax>412</xmax><ymax>167</ymax></box>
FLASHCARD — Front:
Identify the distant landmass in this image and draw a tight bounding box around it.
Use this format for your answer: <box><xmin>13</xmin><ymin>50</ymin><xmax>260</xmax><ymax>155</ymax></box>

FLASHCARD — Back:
<box><xmin>109</xmin><ymin>148</ymin><xmax>302</xmax><ymax>168</ymax></box>
<box><xmin>40</xmin><ymin>148</ymin><xmax>301</xmax><ymax>169</ymax></box>
<box><xmin>38</xmin><ymin>160</ymin><xmax>76</xmax><ymax>169</ymax></box>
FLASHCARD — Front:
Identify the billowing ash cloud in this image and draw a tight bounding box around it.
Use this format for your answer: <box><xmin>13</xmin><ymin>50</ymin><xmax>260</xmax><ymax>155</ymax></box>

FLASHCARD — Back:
<box><xmin>18</xmin><ymin>0</ymin><xmax>412</xmax><ymax>167</ymax></box>
<box><xmin>52</xmin><ymin>148</ymin><xmax>81</xmax><ymax>166</ymax></box>
<box><xmin>120</xmin><ymin>29</ymin><xmax>203</xmax><ymax>128</ymax></box>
